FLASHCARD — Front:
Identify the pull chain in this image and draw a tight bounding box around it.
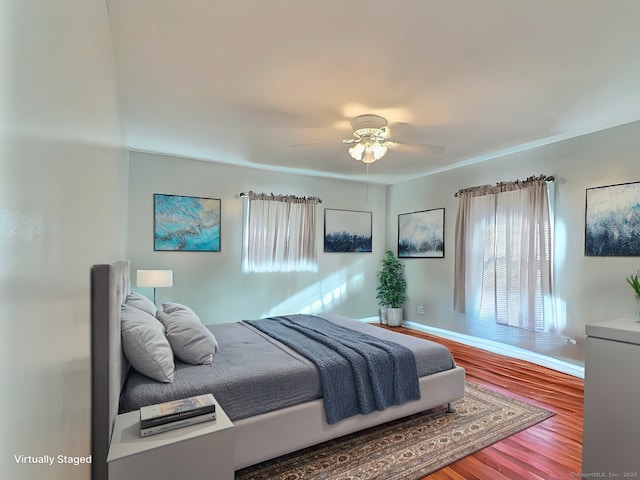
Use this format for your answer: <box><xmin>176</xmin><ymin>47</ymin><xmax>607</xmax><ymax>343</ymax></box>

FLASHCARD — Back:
<box><xmin>365</xmin><ymin>163</ymin><xmax>370</xmax><ymax>203</ymax></box>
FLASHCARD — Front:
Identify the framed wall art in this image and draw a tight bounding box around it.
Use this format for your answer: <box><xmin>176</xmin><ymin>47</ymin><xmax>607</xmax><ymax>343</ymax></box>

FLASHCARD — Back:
<box><xmin>398</xmin><ymin>208</ymin><xmax>445</xmax><ymax>258</ymax></box>
<box><xmin>585</xmin><ymin>181</ymin><xmax>640</xmax><ymax>256</ymax></box>
<box><xmin>324</xmin><ymin>209</ymin><xmax>372</xmax><ymax>253</ymax></box>
<box><xmin>154</xmin><ymin>193</ymin><xmax>221</xmax><ymax>252</ymax></box>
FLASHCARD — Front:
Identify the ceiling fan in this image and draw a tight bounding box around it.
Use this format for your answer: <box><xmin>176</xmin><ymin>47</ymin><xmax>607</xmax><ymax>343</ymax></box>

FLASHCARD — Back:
<box><xmin>342</xmin><ymin>114</ymin><xmax>444</xmax><ymax>164</ymax></box>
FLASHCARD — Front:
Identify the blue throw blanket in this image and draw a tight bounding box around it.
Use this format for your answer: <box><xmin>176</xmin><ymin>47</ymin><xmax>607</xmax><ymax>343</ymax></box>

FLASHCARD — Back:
<box><xmin>244</xmin><ymin>315</ymin><xmax>420</xmax><ymax>424</ymax></box>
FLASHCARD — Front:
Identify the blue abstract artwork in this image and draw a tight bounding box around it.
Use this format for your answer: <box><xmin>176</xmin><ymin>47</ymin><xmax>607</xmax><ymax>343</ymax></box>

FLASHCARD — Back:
<box><xmin>154</xmin><ymin>194</ymin><xmax>221</xmax><ymax>252</ymax></box>
<box><xmin>324</xmin><ymin>209</ymin><xmax>372</xmax><ymax>253</ymax></box>
<box><xmin>398</xmin><ymin>208</ymin><xmax>444</xmax><ymax>258</ymax></box>
<box><xmin>585</xmin><ymin>181</ymin><xmax>640</xmax><ymax>256</ymax></box>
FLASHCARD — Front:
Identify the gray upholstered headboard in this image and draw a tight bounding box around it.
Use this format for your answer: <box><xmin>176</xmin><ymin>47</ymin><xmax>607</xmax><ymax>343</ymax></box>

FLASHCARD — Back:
<box><xmin>91</xmin><ymin>261</ymin><xmax>131</xmax><ymax>480</ymax></box>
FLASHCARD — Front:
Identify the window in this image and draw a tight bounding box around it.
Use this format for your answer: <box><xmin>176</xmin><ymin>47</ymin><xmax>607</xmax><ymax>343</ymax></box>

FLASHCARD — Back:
<box><xmin>454</xmin><ymin>178</ymin><xmax>556</xmax><ymax>333</ymax></box>
<box><xmin>241</xmin><ymin>192</ymin><xmax>319</xmax><ymax>273</ymax></box>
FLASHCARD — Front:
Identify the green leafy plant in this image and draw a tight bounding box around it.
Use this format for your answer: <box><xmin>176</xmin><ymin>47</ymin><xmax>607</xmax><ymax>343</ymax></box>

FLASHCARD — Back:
<box><xmin>376</xmin><ymin>250</ymin><xmax>407</xmax><ymax>308</ymax></box>
<box><xmin>627</xmin><ymin>271</ymin><xmax>640</xmax><ymax>300</ymax></box>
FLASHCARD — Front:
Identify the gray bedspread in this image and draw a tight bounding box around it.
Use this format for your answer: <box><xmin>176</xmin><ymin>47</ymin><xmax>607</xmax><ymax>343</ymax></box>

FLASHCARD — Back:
<box><xmin>245</xmin><ymin>315</ymin><xmax>420</xmax><ymax>424</ymax></box>
<box><xmin>119</xmin><ymin>314</ymin><xmax>455</xmax><ymax>421</ymax></box>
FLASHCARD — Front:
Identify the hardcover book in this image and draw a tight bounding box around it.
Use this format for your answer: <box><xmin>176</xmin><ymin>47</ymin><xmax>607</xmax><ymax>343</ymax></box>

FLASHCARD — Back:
<box><xmin>140</xmin><ymin>394</ymin><xmax>216</xmax><ymax>429</ymax></box>
<box><xmin>139</xmin><ymin>411</ymin><xmax>217</xmax><ymax>437</ymax></box>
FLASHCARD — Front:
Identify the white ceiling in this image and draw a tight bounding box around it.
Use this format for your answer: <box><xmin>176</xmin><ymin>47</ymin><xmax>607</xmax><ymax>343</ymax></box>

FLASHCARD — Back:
<box><xmin>106</xmin><ymin>0</ymin><xmax>640</xmax><ymax>185</ymax></box>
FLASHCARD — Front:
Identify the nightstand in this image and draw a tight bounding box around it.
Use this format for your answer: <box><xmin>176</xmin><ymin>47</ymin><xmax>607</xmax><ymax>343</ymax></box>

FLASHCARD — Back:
<box><xmin>107</xmin><ymin>398</ymin><xmax>234</xmax><ymax>480</ymax></box>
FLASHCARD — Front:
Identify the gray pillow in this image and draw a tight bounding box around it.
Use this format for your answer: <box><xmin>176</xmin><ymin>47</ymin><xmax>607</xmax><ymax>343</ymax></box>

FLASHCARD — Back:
<box><xmin>121</xmin><ymin>304</ymin><xmax>174</xmax><ymax>383</ymax></box>
<box><xmin>156</xmin><ymin>302</ymin><xmax>218</xmax><ymax>365</ymax></box>
<box><xmin>125</xmin><ymin>292</ymin><xmax>157</xmax><ymax>316</ymax></box>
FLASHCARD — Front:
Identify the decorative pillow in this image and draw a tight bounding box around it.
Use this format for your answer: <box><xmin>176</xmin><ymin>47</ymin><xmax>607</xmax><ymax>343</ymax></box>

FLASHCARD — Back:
<box><xmin>125</xmin><ymin>292</ymin><xmax>157</xmax><ymax>316</ymax></box>
<box><xmin>156</xmin><ymin>302</ymin><xmax>218</xmax><ymax>365</ymax></box>
<box><xmin>121</xmin><ymin>304</ymin><xmax>174</xmax><ymax>383</ymax></box>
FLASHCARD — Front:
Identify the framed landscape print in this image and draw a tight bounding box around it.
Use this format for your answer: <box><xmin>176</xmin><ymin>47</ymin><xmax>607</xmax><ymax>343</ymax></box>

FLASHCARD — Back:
<box><xmin>585</xmin><ymin>181</ymin><xmax>640</xmax><ymax>256</ymax></box>
<box><xmin>324</xmin><ymin>209</ymin><xmax>372</xmax><ymax>253</ymax></box>
<box><xmin>154</xmin><ymin>193</ymin><xmax>221</xmax><ymax>252</ymax></box>
<box><xmin>398</xmin><ymin>208</ymin><xmax>445</xmax><ymax>258</ymax></box>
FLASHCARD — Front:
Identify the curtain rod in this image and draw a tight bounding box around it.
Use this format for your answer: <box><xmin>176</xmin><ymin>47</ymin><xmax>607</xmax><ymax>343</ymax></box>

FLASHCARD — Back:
<box><xmin>454</xmin><ymin>174</ymin><xmax>555</xmax><ymax>197</ymax></box>
<box><xmin>239</xmin><ymin>191</ymin><xmax>323</xmax><ymax>203</ymax></box>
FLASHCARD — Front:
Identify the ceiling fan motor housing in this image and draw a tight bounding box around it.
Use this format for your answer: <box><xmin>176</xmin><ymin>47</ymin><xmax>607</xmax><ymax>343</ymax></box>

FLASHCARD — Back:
<box><xmin>351</xmin><ymin>114</ymin><xmax>389</xmax><ymax>138</ymax></box>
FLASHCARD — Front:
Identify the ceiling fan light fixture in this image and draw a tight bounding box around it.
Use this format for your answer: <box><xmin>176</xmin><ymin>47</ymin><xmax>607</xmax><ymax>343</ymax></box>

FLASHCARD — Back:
<box><xmin>348</xmin><ymin>136</ymin><xmax>388</xmax><ymax>163</ymax></box>
<box><xmin>346</xmin><ymin>114</ymin><xmax>392</xmax><ymax>164</ymax></box>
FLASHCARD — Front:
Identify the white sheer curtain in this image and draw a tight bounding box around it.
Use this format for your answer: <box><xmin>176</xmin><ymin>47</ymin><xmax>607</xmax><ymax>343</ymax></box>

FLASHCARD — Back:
<box><xmin>454</xmin><ymin>178</ymin><xmax>556</xmax><ymax>332</ymax></box>
<box><xmin>241</xmin><ymin>192</ymin><xmax>319</xmax><ymax>273</ymax></box>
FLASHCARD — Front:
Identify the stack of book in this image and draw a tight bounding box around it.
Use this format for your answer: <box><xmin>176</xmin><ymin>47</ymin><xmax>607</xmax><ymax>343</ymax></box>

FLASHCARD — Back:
<box><xmin>139</xmin><ymin>393</ymin><xmax>216</xmax><ymax>437</ymax></box>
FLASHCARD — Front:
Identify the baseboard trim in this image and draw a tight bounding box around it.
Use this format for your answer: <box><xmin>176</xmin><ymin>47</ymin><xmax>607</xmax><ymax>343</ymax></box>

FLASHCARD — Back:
<box><xmin>358</xmin><ymin>316</ymin><xmax>584</xmax><ymax>379</ymax></box>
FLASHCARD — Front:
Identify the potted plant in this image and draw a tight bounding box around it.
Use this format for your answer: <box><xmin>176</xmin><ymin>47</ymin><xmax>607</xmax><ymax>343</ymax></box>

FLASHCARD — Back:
<box><xmin>627</xmin><ymin>270</ymin><xmax>640</xmax><ymax>320</ymax></box>
<box><xmin>376</xmin><ymin>250</ymin><xmax>407</xmax><ymax>327</ymax></box>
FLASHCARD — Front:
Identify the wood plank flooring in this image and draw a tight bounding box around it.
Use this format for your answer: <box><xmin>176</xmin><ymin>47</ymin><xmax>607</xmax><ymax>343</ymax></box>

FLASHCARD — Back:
<box><xmin>383</xmin><ymin>326</ymin><xmax>584</xmax><ymax>480</ymax></box>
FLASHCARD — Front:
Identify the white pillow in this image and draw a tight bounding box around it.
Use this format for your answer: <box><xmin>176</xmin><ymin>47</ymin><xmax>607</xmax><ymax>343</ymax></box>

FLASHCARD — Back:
<box><xmin>125</xmin><ymin>292</ymin><xmax>157</xmax><ymax>316</ymax></box>
<box><xmin>156</xmin><ymin>302</ymin><xmax>218</xmax><ymax>365</ymax></box>
<box><xmin>121</xmin><ymin>304</ymin><xmax>174</xmax><ymax>383</ymax></box>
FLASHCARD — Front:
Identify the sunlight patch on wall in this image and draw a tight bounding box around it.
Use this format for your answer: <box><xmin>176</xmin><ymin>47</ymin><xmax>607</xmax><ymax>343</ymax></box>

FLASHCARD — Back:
<box><xmin>0</xmin><ymin>207</ymin><xmax>44</xmax><ymax>281</ymax></box>
<box><xmin>554</xmin><ymin>296</ymin><xmax>568</xmax><ymax>335</ymax></box>
<box><xmin>553</xmin><ymin>214</ymin><xmax>567</xmax><ymax>333</ymax></box>
<box><xmin>0</xmin><ymin>207</ymin><xmax>44</xmax><ymax>240</ymax></box>
<box><xmin>554</xmin><ymin>215</ymin><xmax>567</xmax><ymax>273</ymax></box>
<box><xmin>261</xmin><ymin>261</ymin><xmax>366</xmax><ymax>318</ymax></box>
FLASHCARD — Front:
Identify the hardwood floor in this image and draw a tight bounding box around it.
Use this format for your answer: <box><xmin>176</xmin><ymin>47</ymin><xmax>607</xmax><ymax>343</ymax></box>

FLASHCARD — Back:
<box><xmin>386</xmin><ymin>326</ymin><xmax>584</xmax><ymax>480</ymax></box>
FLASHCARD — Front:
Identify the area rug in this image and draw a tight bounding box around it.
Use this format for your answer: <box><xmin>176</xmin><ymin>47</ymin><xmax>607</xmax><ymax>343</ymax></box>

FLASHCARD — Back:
<box><xmin>235</xmin><ymin>382</ymin><xmax>554</xmax><ymax>480</ymax></box>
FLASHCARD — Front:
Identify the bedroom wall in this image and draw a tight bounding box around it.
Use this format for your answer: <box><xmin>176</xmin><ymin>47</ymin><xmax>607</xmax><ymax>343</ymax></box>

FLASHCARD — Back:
<box><xmin>128</xmin><ymin>151</ymin><xmax>387</xmax><ymax>324</ymax></box>
<box><xmin>0</xmin><ymin>2</ymin><xmax>128</xmax><ymax>480</ymax></box>
<box><xmin>386</xmin><ymin>120</ymin><xmax>640</xmax><ymax>365</ymax></box>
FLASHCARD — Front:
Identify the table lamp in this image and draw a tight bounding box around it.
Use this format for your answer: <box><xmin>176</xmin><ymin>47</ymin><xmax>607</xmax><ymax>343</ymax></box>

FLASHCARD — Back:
<box><xmin>136</xmin><ymin>269</ymin><xmax>173</xmax><ymax>305</ymax></box>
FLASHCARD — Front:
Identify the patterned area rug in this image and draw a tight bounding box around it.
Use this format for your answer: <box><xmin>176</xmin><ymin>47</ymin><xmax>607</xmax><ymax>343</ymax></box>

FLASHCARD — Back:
<box><xmin>235</xmin><ymin>382</ymin><xmax>553</xmax><ymax>480</ymax></box>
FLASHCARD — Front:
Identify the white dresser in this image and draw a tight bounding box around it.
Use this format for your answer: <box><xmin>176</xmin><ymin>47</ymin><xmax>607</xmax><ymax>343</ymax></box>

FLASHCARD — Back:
<box><xmin>582</xmin><ymin>318</ymin><xmax>640</xmax><ymax>476</ymax></box>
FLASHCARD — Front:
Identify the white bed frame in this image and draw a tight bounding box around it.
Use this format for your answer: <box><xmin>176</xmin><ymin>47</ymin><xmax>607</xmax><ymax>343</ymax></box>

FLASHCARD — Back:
<box><xmin>90</xmin><ymin>261</ymin><xmax>466</xmax><ymax>478</ymax></box>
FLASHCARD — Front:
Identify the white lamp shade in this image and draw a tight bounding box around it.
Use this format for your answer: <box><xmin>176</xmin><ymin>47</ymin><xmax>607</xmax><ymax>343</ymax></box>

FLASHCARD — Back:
<box><xmin>371</xmin><ymin>141</ymin><xmax>388</xmax><ymax>160</ymax></box>
<box><xmin>137</xmin><ymin>270</ymin><xmax>173</xmax><ymax>288</ymax></box>
<box><xmin>362</xmin><ymin>149</ymin><xmax>376</xmax><ymax>164</ymax></box>
<box><xmin>348</xmin><ymin>142</ymin><xmax>365</xmax><ymax>160</ymax></box>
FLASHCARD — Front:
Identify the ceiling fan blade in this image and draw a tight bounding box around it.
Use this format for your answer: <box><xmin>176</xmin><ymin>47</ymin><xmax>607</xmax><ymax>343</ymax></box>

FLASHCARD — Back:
<box><xmin>290</xmin><ymin>141</ymin><xmax>327</xmax><ymax>147</ymax></box>
<box><xmin>387</xmin><ymin>121</ymin><xmax>410</xmax><ymax>129</ymax></box>
<box><xmin>389</xmin><ymin>140</ymin><xmax>445</xmax><ymax>154</ymax></box>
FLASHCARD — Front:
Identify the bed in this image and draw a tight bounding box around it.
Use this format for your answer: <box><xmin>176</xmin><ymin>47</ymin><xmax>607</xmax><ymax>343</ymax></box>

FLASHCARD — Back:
<box><xmin>91</xmin><ymin>261</ymin><xmax>466</xmax><ymax>480</ymax></box>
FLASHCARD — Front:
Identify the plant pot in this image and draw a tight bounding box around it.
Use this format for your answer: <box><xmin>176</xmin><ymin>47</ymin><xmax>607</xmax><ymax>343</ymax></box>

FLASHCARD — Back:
<box><xmin>386</xmin><ymin>307</ymin><xmax>403</xmax><ymax>327</ymax></box>
<box><xmin>379</xmin><ymin>307</ymin><xmax>388</xmax><ymax>325</ymax></box>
